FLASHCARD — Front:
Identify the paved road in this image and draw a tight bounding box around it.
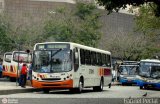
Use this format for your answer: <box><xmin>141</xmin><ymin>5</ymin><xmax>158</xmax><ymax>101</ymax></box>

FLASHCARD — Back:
<box><xmin>0</xmin><ymin>86</ymin><xmax>159</xmax><ymax>98</ymax></box>
<box><xmin>0</xmin><ymin>86</ymin><xmax>159</xmax><ymax>104</ymax></box>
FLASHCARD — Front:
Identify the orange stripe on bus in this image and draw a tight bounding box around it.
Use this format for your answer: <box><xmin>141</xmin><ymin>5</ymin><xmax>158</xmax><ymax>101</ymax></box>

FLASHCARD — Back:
<box><xmin>99</xmin><ymin>68</ymin><xmax>101</xmax><ymax>76</ymax></box>
<box><xmin>32</xmin><ymin>79</ymin><xmax>73</xmax><ymax>89</ymax></box>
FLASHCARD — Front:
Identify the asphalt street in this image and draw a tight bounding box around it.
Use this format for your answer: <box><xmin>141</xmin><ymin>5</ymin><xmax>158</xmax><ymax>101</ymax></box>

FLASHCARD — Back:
<box><xmin>0</xmin><ymin>86</ymin><xmax>159</xmax><ymax>104</ymax></box>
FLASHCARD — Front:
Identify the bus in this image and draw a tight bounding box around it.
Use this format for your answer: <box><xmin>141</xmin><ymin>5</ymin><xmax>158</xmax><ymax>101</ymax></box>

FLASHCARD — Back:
<box><xmin>2</xmin><ymin>51</ymin><xmax>32</xmax><ymax>81</ymax></box>
<box><xmin>118</xmin><ymin>61</ymin><xmax>139</xmax><ymax>85</ymax></box>
<box><xmin>32</xmin><ymin>42</ymin><xmax>112</xmax><ymax>93</ymax></box>
<box><xmin>137</xmin><ymin>59</ymin><xmax>160</xmax><ymax>89</ymax></box>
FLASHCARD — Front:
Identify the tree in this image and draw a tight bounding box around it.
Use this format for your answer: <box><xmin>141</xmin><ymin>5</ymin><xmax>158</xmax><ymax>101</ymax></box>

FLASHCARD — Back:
<box><xmin>97</xmin><ymin>0</ymin><xmax>160</xmax><ymax>16</ymax></box>
<box><xmin>6</xmin><ymin>12</ymin><xmax>47</xmax><ymax>51</ymax></box>
<box><xmin>135</xmin><ymin>3</ymin><xmax>160</xmax><ymax>34</ymax></box>
<box><xmin>134</xmin><ymin>3</ymin><xmax>160</xmax><ymax>57</ymax></box>
<box><xmin>0</xmin><ymin>14</ymin><xmax>14</xmax><ymax>54</ymax></box>
<box><xmin>44</xmin><ymin>2</ymin><xmax>102</xmax><ymax>47</ymax></box>
<box><xmin>104</xmin><ymin>29</ymin><xmax>151</xmax><ymax>60</ymax></box>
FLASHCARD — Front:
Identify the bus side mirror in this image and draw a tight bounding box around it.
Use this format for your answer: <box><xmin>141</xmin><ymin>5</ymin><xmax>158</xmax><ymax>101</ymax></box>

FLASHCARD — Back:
<box><xmin>73</xmin><ymin>48</ymin><xmax>79</xmax><ymax>72</ymax></box>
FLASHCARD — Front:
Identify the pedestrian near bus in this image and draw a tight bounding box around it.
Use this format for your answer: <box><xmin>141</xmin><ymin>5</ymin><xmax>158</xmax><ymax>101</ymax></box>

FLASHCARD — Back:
<box><xmin>0</xmin><ymin>64</ymin><xmax>2</xmax><ymax>78</ymax></box>
<box><xmin>20</xmin><ymin>63</ymin><xmax>28</xmax><ymax>88</ymax></box>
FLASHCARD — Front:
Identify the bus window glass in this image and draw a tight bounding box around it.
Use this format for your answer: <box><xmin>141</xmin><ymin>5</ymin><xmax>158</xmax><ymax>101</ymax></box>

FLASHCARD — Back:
<box><xmin>139</xmin><ymin>62</ymin><xmax>151</xmax><ymax>77</ymax></box>
<box><xmin>119</xmin><ymin>65</ymin><xmax>138</xmax><ymax>75</ymax></box>
<box><xmin>13</xmin><ymin>52</ymin><xmax>31</xmax><ymax>63</ymax></box>
<box><xmin>151</xmin><ymin>66</ymin><xmax>160</xmax><ymax>78</ymax></box>
<box><xmin>120</xmin><ymin>66</ymin><xmax>128</xmax><ymax>75</ymax></box>
<box><xmin>5</xmin><ymin>54</ymin><xmax>12</xmax><ymax>62</ymax></box>
<box><xmin>80</xmin><ymin>49</ymin><xmax>85</xmax><ymax>65</ymax></box>
<box><xmin>106</xmin><ymin>55</ymin><xmax>111</xmax><ymax>67</ymax></box>
<box><xmin>33</xmin><ymin>49</ymin><xmax>71</xmax><ymax>73</ymax></box>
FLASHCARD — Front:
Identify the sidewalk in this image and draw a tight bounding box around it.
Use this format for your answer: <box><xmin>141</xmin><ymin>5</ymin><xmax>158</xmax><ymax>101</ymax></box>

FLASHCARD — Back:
<box><xmin>0</xmin><ymin>78</ymin><xmax>39</xmax><ymax>95</ymax></box>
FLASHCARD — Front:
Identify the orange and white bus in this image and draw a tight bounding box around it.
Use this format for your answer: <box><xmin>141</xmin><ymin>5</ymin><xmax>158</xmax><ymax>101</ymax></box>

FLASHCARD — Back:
<box><xmin>32</xmin><ymin>42</ymin><xmax>112</xmax><ymax>93</ymax></box>
<box><xmin>2</xmin><ymin>51</ymin><xmax>32</xmax><ymax>81</ymax></box>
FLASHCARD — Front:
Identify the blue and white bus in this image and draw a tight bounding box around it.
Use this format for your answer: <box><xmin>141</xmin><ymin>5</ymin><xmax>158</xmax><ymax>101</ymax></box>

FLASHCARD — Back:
<box><xmin>119</xmin><ymin>61</ymin><xmax>139</xmax><ymax>85</ymax></box>
<box><xmin>137</xmin><ymin>59</ymin><xmax>160</xmax><ymax>89</ymax></box>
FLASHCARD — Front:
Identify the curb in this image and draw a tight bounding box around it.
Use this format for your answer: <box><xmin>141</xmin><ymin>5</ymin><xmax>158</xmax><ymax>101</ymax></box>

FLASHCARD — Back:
<box><xmin>0</xmin><ymin>88</ymin><xmax>40</xmax><ymax>95</ymax></box>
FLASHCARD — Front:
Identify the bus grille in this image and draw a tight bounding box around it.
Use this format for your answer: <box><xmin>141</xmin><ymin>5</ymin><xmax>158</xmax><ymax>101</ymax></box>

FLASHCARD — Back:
<box><xmin>42</xmin><ymin>84</ymin><xmax>61</xmax><ymax>86</ymax></box>
<box><xmin>41</xmin><ymin>78</ymin><xmax>61</xmax><ymax>81</ymax></box>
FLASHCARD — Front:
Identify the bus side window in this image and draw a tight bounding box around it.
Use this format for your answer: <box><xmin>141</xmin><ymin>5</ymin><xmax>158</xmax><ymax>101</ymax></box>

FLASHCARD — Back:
<box><xmin>73</xmin><ymin>48</ymin><xmax>79</xmax><ymax>71</ymax></box>
<box><xmin>106</xmin><ymin>55</ymin><xmax>111</xmax><ymax>67</ymax></box>
<box><xmin>80</xmin><ymin>49</ymin><xmax>85</xmax><ymax>65</ymax></box>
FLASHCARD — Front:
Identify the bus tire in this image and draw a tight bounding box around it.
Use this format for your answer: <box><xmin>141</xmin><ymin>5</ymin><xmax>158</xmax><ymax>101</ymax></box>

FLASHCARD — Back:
<box><xmin>140</xmin><ymin>86</ymin><xmax>143</xmax><ymax>89</ymax></box>
<box><xmin>93</xmin><ymin>78</ymin><xmax>104</xmax><ymax>91</ymax></box>
<box><xmin>74</xmin><ymin>78</ymin><xmax>83</xmax><ymax>93</ymax></box>
<box><xmin>43</xmin><ymin>89</ymin><xmax>50</xmax><ymax>93</ymax></box>
<box><xmin>10</xmin><ymin>77</ymin><xmax>16</xmax><ymax>82</ymax></box>
<box><xmin>78</xmin><ymin>79</ymin><xmax>83</xmax><ymax>93</ymax></box>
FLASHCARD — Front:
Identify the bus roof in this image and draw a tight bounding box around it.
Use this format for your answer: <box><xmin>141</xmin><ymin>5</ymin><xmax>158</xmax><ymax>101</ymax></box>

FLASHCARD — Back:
<box><xmin>119</xmin><ymin>65</ymin><xmax>139</xmax><ymax>67</ymax></box>
<box><xmin>4</xmin><ymin>51</ymin><xmax>28</xmax><ymax>54</ymax></box>
<box><xmin>140</xmin><ymin>59</ymin><xmax>160</xmax><ymax>63</ymax></box>
<box><xmin>4</xmin><ymin>52</ymin><xmax>12</xmax><ymax>55</ymax></box>
<box><xmin>34</xmin><ymin>42</ymin><xmax>111</xmax><ymax>55</ymax></box>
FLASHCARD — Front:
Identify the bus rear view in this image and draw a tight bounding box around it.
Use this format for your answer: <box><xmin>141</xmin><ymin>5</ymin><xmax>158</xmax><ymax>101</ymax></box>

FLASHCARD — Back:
<box><xmin>2</xmin><ymin>51</ymin><xmax>32</xmax><ymax>81</ymax></box>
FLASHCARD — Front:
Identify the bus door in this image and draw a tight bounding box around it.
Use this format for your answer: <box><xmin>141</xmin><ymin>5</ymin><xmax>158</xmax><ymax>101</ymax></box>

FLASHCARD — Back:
<box><xmin>73</xmin><ymin>47</ymin><xmax>81</xmax><ymax>86</ymax></box>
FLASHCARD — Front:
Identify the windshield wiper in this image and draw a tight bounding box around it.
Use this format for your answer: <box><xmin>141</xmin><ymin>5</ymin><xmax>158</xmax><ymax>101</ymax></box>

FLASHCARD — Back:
<box><xmin>51</xmin><ymin>48</ymin><xmax>62</xmax><ymax>58</ymax></box>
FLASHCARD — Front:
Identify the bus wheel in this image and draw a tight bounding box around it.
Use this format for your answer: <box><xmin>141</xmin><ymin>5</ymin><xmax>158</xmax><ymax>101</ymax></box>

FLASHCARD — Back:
<box><xmin>43</xmin><ymin>89</ymin><xmax>50</xmax><ymax>93</ymax></box>
<box><xmin>10</xmin><ymin>77</ymin><xmax>16</xmax><ymax>82</ymax></box>
<box><xmin>77</xmin><ymin>80</ymin><xmax>83</xmax><ymax>93</ymax></box>
<box><xmin>74</xmin><ymin>79</ymin><xmax>83</xmax><ymax>93</ymax></box>
<box><xmin>140</xmin><ymin>86</ymin><xmax>143</xmax><ymax>89</ymax></box>
<box><xmin>93</xmin><ymin>78</ymin><xmax>104</xmax><ymax>91</ymax></box>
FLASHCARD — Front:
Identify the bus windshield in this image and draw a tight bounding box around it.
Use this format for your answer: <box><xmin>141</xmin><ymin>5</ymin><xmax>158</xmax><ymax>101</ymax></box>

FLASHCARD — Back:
<box><xmin>13</xmin><ymin>52</ymin><xmax>32</xmax><ymax>63</ymax></box>
<box><xmin>139</xmin><ymin>62</ymin><xmax>160</xmax><ymax>78</ymax></box>
<box><xmin>119</xmin><ymin>65</ymin><xmax>139</xmax><ymax>75</ymax></box>
<box><xmin>33</xmin><ymin>49</ymin><xmax>71</xmax><ymax>73</ymax></box>
<box><xmin>5</xmin><ymin>54</ymin><xmax>12</xmax><ymax>62</ymax></box>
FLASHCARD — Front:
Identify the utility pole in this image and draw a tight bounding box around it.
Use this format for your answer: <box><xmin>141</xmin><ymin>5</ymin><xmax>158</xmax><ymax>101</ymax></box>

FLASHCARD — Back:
<box><xmin>16</xmin><ymin>43</ymin><xmax>20</xmax><ymax>86</ymax></box>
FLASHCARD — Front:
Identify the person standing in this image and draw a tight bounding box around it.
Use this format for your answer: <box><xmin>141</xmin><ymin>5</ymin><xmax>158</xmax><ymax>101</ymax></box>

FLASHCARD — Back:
<box><xmin>20</xmin><ymin>64</ymin><xmax>28</xmax><ymax>88</ymax></box>
<box><xmin>0</xmin><ymin>64</ymin><xmax>2</xmax><ymax>78</ymax></box>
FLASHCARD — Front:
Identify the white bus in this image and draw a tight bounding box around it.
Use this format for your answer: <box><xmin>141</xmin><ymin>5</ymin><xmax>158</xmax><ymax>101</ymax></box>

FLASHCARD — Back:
<box><xmin>32</xmin><ymin>42</ymin><xmax>112</xmax><ymax>93</ymax></box>
<box><xmin>2</xmin><ymin>51</ymin><xmax>32</xmax><ymax>81</ymax></box>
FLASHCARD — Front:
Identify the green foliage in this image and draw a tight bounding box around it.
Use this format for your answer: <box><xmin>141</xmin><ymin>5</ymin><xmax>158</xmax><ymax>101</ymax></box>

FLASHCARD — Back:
<box><xmin>135</xmin><ymin>3</ymin><xmax>160</xmax><ymax>34</ymax></box>
<box><xmin>0</xmin><ymin>14</ymin><xmax>14</xmax><ymax>53</ymax></box>
<box><xmin>97</xmin><ymin>0</ymin><xmax>160</xmax><ymax>16</ymax></box>
<box><xmin>44</xmin><ymin>2</ymin><xmax>102</xmax><ymax>47</ymax></box>
<box><xmin>134</xmin><ymin>3</ymin><xmax>160</xmax><ymax>59</ymax></box>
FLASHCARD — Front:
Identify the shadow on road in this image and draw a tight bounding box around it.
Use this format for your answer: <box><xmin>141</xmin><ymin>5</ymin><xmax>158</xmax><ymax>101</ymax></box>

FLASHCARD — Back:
<box><xmin>40</xmin><ymin>89</ymin><xmax>109</xmax><ymax>94</ymax></box>
<box><xmin>140</xmin><ymin>88</ymin><xmax>160</xmax><ymax>91</ymax></box>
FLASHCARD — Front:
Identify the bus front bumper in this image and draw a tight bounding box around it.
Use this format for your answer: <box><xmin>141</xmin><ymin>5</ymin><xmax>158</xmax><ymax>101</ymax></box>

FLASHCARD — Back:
<box><xmin>137</xmin><ymin>80</ymin><xmax>160</xmax><ymax>89</ymax></box>
<box><xmin>120</xmin><ymin>78</ymin><xmax>138</xmax><ymax>84</ymax></box>
<box><xmin>32</xmin><ymin>79</ymin><xmax>73</xmax><ymax>89</ymax></box>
